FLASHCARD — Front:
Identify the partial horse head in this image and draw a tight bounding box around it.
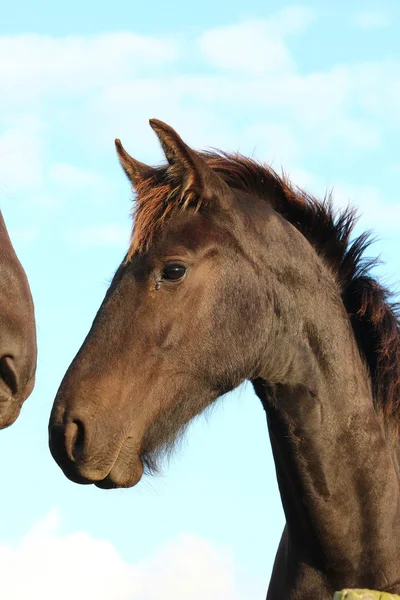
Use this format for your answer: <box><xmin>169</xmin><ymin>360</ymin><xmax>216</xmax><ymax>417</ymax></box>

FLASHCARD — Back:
<box><xmin>49</xmin><ymin>119</ymin><xmax>378</xmax><ymax>490</ymax></box>
<box><xmin>49</xmin><ymin>119</ymin><xmax>282</xmax><ymax>487</ymax></box>
<box><xmin>0</xmin><ymin>212</ymin><xmax>37</xmax><ymax>428</ymax></box>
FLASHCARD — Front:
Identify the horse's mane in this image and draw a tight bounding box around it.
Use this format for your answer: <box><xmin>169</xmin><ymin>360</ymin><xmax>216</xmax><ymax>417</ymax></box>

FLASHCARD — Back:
<box><xmin>130</xmin><ymin>151</ymin><xmax>400</xmax><ymax>430</ymax></box>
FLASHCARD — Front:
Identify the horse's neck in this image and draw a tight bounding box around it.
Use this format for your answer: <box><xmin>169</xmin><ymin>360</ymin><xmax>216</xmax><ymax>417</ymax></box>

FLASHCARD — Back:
<box><xmin>253</xmin><ymin>310</ymin><xmax>400</xmax><ymax>592</ymax></box>
<box><xmin>246</xmin><ymin>204</ymin><xmax>400</xmax><ymax>594</ymax></box>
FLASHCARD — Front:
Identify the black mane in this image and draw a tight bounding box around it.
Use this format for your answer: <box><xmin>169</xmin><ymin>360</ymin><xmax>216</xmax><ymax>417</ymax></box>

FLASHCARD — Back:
<box><xmin>204</xmin><ymin>150</ymin><xmax>400</xmax><ymax>428</ymax></box>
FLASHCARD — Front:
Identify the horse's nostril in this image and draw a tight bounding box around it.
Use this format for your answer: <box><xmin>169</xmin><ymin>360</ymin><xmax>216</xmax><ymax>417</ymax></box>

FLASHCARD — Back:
<box><xmin>49</xmin><ymin>423</ymin><xmax>66</xmax><ymax>463</ymax></box>
<box><xmin>48</xmin><ymin>418</ymin><xmax>91</xmax><ymax>483</ymax></box>
<box><xmin>0</xmin><ymin>355</ymin><xmax>18</xmax><ymax>396</ymax></box>
<box><xmin>65</xmin><ymin>419</ymin><xmax>86</xmax><ymax>461</ymax></box>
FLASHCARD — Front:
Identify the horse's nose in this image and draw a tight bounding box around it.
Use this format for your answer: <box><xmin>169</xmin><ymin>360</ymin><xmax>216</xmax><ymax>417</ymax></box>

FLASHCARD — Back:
<box><xmin>0</xmin><ymin>347</ymin><xmax>36</xmax><ymax>428</ymax></box>
<box><xmin>49</xmin><ymin>412</ymin><xmax>112</xmax><ymax>485</ymax></box>
<box><xmin>64</xmin><ymin>418</ymin><xmax>86</xmax><ymax>461</ymax></box>
<box><xmin>49</xmin><ymin>417</ymin><xmax>86</xmax><ymax>464</ymax></box>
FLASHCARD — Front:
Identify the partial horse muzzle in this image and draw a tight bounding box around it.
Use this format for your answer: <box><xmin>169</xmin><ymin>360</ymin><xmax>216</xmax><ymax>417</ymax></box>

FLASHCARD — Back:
<box><xmin>49</xmin><ymin>416</ymin><xmax>94</xmax><ymax>484</ymax></box>
<box><xmin>0</xmin><ymin>351</ymin><xmax>36</xmax><ymax>429</ymax></box>
<box><xmin>49</xmin><ymin>400</ymin><xmax>144</xmax><ymax>489</ymax></box>
<box><xmin>49</xmin><ymin>404</ymin><xmax>119</xmax><ymax>485</ymax></box>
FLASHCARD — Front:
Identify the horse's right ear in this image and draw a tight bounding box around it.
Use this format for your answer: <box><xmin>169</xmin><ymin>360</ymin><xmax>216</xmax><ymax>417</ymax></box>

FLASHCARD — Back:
<box><xmin>149</xmin><ymin>118</ymin><xmax>229</xmax><ymax>209</ymax></box>
<box><xmin>115</xmin><ymin>139</ymin><xmax>155</xmax><ymax>187</ymax></box>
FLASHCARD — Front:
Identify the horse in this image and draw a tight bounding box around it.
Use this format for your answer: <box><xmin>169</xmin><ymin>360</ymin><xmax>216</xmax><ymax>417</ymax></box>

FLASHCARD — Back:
<box><xmin>0</xmin><ymin>211</ymin><xmax>37</xmax><ymax>429</ymax></box>
<box><xmin>48</xmin><ymin>119</ymin><xmax>400</xmax><ymax>599</ymax></box>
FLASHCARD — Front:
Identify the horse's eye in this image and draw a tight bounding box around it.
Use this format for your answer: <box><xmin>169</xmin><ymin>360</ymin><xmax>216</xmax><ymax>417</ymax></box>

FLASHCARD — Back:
<box><xmin>160</xmin><ymin>263</ymin><xmax>187</xmax><ymax>282</ymax></box>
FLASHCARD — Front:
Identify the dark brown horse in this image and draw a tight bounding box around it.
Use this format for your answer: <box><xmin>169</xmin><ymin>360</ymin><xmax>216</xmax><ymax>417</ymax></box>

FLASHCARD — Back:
<box><xmin>49</xmin><ymin>120</ymin><xmax>400</xmax><ymax>599</ymax></box>
<box><xmin>0</xmin><ymin>211</ymin><xmax>36</xmax><ymax>428</ymax></box>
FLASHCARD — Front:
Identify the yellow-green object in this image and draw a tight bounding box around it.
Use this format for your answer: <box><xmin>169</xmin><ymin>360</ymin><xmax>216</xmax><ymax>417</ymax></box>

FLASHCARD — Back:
<box><xmin>334</xmin><ymin>590</ymin><xmax>400</xmax><ymax>600</ymax></box>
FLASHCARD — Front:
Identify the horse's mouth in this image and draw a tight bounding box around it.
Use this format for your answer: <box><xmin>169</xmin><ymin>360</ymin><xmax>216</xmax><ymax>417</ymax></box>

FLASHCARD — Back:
<box><xmin>49</xmin><ymin>425</ymin><xmax>145</xmax><ymax>489</ymax></box>
<box><xmin>94</xmin><ymin>462</ymin><xmax>144</xmax><ymax>489</ymax></box>
<box><xmin>0</xmin><ymin>396</ymin><xmax>21</xmax><ymax>429</ymax></box>
<box><xmin>53</xmin><ymin>456</ymin><xmax>144</xmax><ymax>489</ymax></box>
<box><xmin>94</xmin><ymin>446</ymin><xmax>144</xmax><ymax>489</ymax></box>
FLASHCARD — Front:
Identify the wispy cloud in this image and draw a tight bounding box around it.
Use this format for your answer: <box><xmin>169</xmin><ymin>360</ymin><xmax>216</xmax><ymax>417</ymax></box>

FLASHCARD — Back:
<box><xmin>49</xmin><ymin>163</ymin><xmax>116</xmax><ymax>209</ymax></box>
<box><xmin>0</xmin><ymin>121</ymin><xmax>46</xmax><ymax>193</ymax></box>
<box><xmin>199</xmin><ymin>6</ymin><xmax>316</xmax><ymax>74</ymax></box>
<box><xmin>0</xmin><ymin>9</ymin><xmax>399</xmax><ymax>236</ymax></box>
<box><xmin>0</xmin><ymin>33</ymin><xmax>179</xmax><ymax>108</ymax></box>
<box><xmin>332</xmin><ymin>184</ymin><xmax>400</xmax><ymax>231</ymax></box>
<box><xmin>0</xmin><ymin>510</ymin><xmax>250</xmax><ymax>600</ymax></box>
<box><xmin>353</xmin><ymin>10</ymin><xmax>389</xmax><ymax>30</ymax></box>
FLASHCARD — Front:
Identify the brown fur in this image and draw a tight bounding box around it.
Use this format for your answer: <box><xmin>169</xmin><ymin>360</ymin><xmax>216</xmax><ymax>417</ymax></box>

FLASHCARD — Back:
<box><xmin>129</xmin><ymin>151</ymin><xmax>400</xmax><ymax>430</ymax></box>
<box><xmin>0</xmin><ymin>211</ymin><xmax>37</xmax><ymax>428</ymax></box>
<box><xmin>49</xmin><ymin>120</ymin><xmax>400</xmax><ymax>598</ymax></box>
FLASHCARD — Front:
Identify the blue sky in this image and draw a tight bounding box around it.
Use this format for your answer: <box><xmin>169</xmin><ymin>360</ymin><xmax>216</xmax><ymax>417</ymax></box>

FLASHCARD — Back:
<box><xmin>0</xmin><ymin>2</ymin><xmax>399</xmax><ymax>598</ymax></box>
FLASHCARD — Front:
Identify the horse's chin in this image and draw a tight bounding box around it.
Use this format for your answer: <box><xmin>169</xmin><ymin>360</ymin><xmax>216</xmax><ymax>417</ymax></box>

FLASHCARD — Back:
<box><xmin>0</xmin><ymin>397</ymin><xmax>21</xmax><ymax>429</ymax></box>
<box><xmin>95</xmin><ymin>457</ymin><xmax>144</xmax><ymax>489</ymax></box>
<box><xmin>55</xmin><ymin>447</ymin><xmax>144</xmax><ymax>489</ymax></box>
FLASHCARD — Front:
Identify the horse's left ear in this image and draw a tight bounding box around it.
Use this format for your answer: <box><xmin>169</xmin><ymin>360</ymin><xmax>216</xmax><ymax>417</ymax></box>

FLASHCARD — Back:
<box><xmin>115</xmin><ymin>139</ymin><xmax>156</xmax><ymax>188</ymax></box>
<box><xmin>149</xmin><ymin>118</ymin><xmax>228</xmax><ymax>207</ymax></box>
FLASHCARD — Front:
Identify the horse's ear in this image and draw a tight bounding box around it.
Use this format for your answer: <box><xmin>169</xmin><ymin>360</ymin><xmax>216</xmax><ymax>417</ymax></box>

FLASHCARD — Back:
<box><xmin>149</xmin><ymin>118</ymin><xmax>228</xmax><ymax>205</ymax></box>
<box><xmin>115</xmin><ymin>139</ymin><xmax>154</xmax><ymax>187</ymax></box>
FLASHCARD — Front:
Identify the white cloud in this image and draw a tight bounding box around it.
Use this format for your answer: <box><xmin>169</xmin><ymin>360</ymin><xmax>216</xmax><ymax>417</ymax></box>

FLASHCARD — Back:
<box><xmin>199</xmin><ymin>7</ymin><xmax>315</xmax><ymax>74</ymax></box>
<box><xmin>389</xmin><ymin>162</ymin><xmax>400</xmax><ymax>175</ymax></box>
<box><xmin>0</xmin><ymin>122</ymin><xmax>46</xmax><ymax>193</ymax></box>
<box><xmin>242</xmin><ymin>122</ymin><xmax>302</xmax><ymax>166</ymax></box>
<box><xmin>324</xmin><ymin>117</ymin><xmax>381</xmax><ymax>150</ymax></box>
<box><xmin>49</xmin><ymin>163</ymin><xmax>117</xmax><ymax>209</ymax></box>
<box><xmin>51</xmin><ymin>163</ymin><xmax>105</xmax><ymax>189</ymax></box>
<box><xmin>265</xmin><ymin>5</ymin><xmax>316</xmax><ymax>36</ymax></box>
<box><xmin>332</xmin><ymin>184</ymin><xmax>400</xmax><ymax>230</ymax></box>
<box><xmin>0</xmin><ymin>127</ymin><xmax>117</xmax><ymax>211</ymax></box>
<box><xmin>353</xmin><ymin>10</ymin><xmax>389</xmax><ymax>29</ymax></box>
<box><xmin>0</xmin><ymin>16</ymin><xmax>398</xmax><ymax>173</ymax></box>
<box><xmin>284</xmin><ymin>166</ymin><xmax>320</xmax><ymax>192</ymax></box>
<box><xmin>0</xmin><ymin>13</ymin><xmax>398</xmax><ymax>235</ymax></box>
<box><xmin>280</xmin><ymin>171</ymin><xmax>400</xmax><ymax>233</ymax></box>
<box><xmin>200</xmin><ymin>22</ymin><xmax>296</xmax><ymax>74</ymax></box>
<box><xmin>350</xmin><ymin>61</ymin><xmax>400</xmax><ymax>121</ymax></box>
<box><xmin>90</xmin><ymin>70</ymin><xmax>350</xmax><ymax>157</ymax></box>
<box><xmin>92</xmin><ymin>59</ymin><xmax>393</xmax><ymax>158</ymax></box>
<box><xmin>266</xmin><ymin>164</ymin><xmax>400</xmax><ymax>234</ymax></box>
<box><xmin>0</xmin><ymin>510</ymin><xmax>250</xmax><ymax>600</ymax></box>
<box><xmin>0</xmin><ymin>33</ymin><xmax>179</xmax><ymax>107</ymax></box>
